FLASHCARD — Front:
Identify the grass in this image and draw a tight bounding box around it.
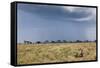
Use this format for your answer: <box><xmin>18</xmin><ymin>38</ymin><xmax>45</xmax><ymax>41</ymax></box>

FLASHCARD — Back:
<box><xmin>17</xmin><ymin>42</ymin><xmax>96</xmax><ymax>65</ymax></box>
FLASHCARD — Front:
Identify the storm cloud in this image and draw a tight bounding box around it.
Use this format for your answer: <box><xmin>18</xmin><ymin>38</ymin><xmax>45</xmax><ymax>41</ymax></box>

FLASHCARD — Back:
<box><xmin>17</xmin><ymin>3</ymin><xmax>96</xmax><ymax>43</ymax></box>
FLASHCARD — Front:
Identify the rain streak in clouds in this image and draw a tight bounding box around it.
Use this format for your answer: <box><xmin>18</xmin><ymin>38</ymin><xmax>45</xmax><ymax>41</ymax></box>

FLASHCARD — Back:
<box><xmin>17</xmin><ymin>3</ymin><xmax>96</xmax><ymax>43</ymax></box>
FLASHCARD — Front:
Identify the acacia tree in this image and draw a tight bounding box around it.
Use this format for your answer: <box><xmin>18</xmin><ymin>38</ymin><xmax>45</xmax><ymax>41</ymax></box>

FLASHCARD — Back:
<box><xmin>85</xmin><ymin>40</ymin><xmax>89</xmax><ymax>42</ymax></box>
<box><xmin>29</xmin><ymin>41</ymin><xmax>32</xmax><ymax>44</ymax></box>
<box><xmin>69</xmin><ymin>41</ymin><xmax>73</xmax><ymax>43</ymax></box>
<box><xmin>24</xmin><ymin>40</ymin><xmax>32</xmax><ymax>44</ymax></box>
<box><xmin>76</xmin><ymin>40</ymin><xmax>81</xmax><ymax>42</ymax></box>
<box><xmin>63</xmin><ymin>40</ymin><xmax>67</xmax><ymax>43</ymax></box>
<box><xmin>44</xmin><ymin>40</ymin><xmax>49</xmax><ymax>43</ymax></box>
<box><xmin>36</xmin><ymin>41</ymin><xmax>41</xmax><ymax>44</ymax></box>
<box><xmin>51</xmin><ymin>41</ymin><xmax>56</xmax><ymax>43</ymax></box>
<box><xmin>56</xmin><ymin>40</ymin><xmax>62</xmax><ymax>43</ymax></box>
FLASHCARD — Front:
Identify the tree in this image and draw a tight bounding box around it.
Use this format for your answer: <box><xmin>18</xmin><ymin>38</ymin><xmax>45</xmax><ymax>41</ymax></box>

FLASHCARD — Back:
<box><xmin>85</xmin><ymin>40</ymin><xmax>89</xmax><ymax>42</ymax></box>
<box><xmin>62</xmin><ymin>40</ymin><xmax>67</xmax><ymax>43</ymax></box>
<box><xmin>56</xmin><ymin>40</ymin><xmax>62</xmax><ymax>43</ymax></box>
<box><xmin>51</xmin><ymin>41</ymin><xmax>56</xmax><ymax>43</ymax></box>
<box><xmin>29</xmin><ymin>41</ymin><xmax>32</xmax><ymax>44</ymax></box>
<box><xmin>69</xmin><ymin>41</ymin><xmax>73</xmax><ymax>43</ymax></box>
<box><xmin>24</xmin><ymin>40</ymin><xmax>33</xmax><ymax>44</ymax></box>
<box><xmin>36</xmin><ymin>41</ymin><xmax>41</xmax><ymax>44</ymax></box>
<box><xmin>44</xmin><ymin>40</ymin><xmax>49</xmax><ymax>43</ymax></box>
<box><xmin>76</xmin><ymin>40</ymin><xmax>81</xmax><ymax>42</ymax></box>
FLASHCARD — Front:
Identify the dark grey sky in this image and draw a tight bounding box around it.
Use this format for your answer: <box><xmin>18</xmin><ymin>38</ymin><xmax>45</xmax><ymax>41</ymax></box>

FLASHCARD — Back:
<box><xmin>17</xmin><ymin>3</ymin><xmax>96</xmax><ymax>43</ymax></box>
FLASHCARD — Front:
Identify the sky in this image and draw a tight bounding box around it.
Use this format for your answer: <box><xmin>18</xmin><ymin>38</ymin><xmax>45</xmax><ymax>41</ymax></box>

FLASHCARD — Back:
<box><xmin>17</xmin><ymin>3</ymin><xmax>96</xmax><ymax>43</ymax></box>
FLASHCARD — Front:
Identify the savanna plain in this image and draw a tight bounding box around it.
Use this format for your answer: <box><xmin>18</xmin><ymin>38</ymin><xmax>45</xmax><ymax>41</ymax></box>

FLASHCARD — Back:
<box><xmin>17</xmin><ymin>42</ymin><xmax>96</xmax><ymax>65</ymax></box>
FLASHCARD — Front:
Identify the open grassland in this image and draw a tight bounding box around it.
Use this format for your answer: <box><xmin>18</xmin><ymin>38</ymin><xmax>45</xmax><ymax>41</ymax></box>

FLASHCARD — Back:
<box><xmin>17</xmin><ymin>42</ymin><xmax>96</xmax><ymax>65</ymax></box>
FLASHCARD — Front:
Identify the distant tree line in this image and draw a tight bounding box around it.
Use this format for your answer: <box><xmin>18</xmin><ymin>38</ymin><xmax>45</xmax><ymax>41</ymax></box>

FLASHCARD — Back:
<box><xmin>23</xmin><ymin>40</ymin><xmax>96</xmax><ymax>44</ymax></box>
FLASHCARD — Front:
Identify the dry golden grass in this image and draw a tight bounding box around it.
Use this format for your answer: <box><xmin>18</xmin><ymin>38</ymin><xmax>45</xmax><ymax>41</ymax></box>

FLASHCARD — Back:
<box><xmin>17</xmin><ymin>42</ymin><xmax>96</xmax><ymax>65</ymax></box>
